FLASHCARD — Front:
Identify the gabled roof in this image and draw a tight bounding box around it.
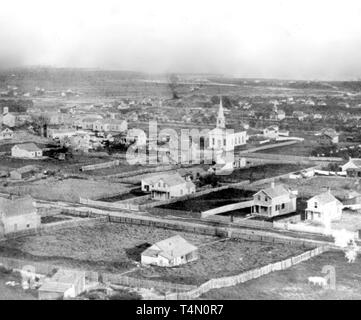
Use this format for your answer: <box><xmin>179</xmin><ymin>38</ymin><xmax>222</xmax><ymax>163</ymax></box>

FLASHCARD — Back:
<box><xmin>255</xmin><ymin>184</ymin><xmax>291</xmax><ymax>199</ymax></box>
<box><xmin>39</xmin><ymin>269</ymin><xmax>84</xmax><ymax>293</ymax></box>
<box><xmin>13</xmin><ymin>143</ymin><xmax>41</xmax><ymax>152</ymax></box>
<box><xmin>143</xmin><ymin>172</ymin><xmax>186</xmax><ymax>187</ymax></box>
<box><xmin>307</xmin><ymin>191</ymin><xmax>342</xmax><ymax>206</ymax></box>
<box><xmin>0</xmin><ymin>195</ymin><xmax>35</xmax><ymax>217</ymax></box>
<box><xmin>321</xmin><ymin>128</ymin><xmax>338</xmax><ymax>138</ymax></box>
<box><xmin>142</xmin><ymin>235</ymin><xmax>197</xmax><ymax>260</ymax></box>
<box><xmin>344</xmin><ymin>158</ymin><xmax>361</xmax><ymax>169</ymax></box>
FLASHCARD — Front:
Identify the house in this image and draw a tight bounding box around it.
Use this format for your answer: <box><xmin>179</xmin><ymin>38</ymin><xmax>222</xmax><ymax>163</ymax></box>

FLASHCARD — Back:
<box><xmin>141</xmin><ymin>173</ymin><xmax>196</xmax><ymax>200</ymax></box>
<box><xmin>293</xmin><ymin>111</ymin><xmax>308</xmax><ymax>121</ymax></box>
<box><xmin>0</xmin><ymin>195</ymin><xmax>40</xmax><ymax>235</ymax></box>
<box><xmin>341</xmin><ymin>158</ymin><xmax>361</xmax><ymax>177</ymax></box>
<box><xmin>11</xmin><ymin>143</ymin><xmax>43</xmax><ymax>158</ymax></box>
<box><xmin>208</xmin><ymin>97</ymin><xmax>247</xmax><ymax>152</ymax></box>
<box><xmin>2</xmin><ymin>113</ymin><xmax>17</xmax><ymax>127</ymax></box>
<box><xmin>313</xmin><ymin>113</ymin><xmax>323</xmax><ymax>120</ymax></box>
<box><xmin>318</xmin><ymin>128</ymin><xmax>339</xmax><ymax>144</ymax></box>
<box><xmin>0</xmin><ymin>128</ymin><xmax>13</xmax><ymax>140</ymax></box>
<box><xmin>342</xmin><ymin>191</ymin><xmax>361</xmax><ymax>209</ymax></box>
<box><xmin>305</xmin><ymin>190</ymin><xmax>343</xmax><ymax>223</ymax></box>
<box><xmin>141</xmin><ymin>235</ymin><xmax>198</xmax><ymax>267</ymax></box>
<box><xmin>263</xmin><ymin>125</ymin><xmax>279</xmax><ymax>139</ymax></box>
<box><xmin>10</xmin><ymin>165</ymin><xmax>39</xmax><ymax>180</ymax></box>
<box><xmin>270</xmin><ymin>109</ymin><xmax>285</xmax><ymax>121</ymax></box>
<box><xmin>38</xmin><ymin>269</ymin><xmax>86</xmax><ymax>300</ymax></box>
<box><xmin>93</xmin><ymin>119</ymin><xmax>128</xmax><ymax>133</ymax></box>
<box><xmin>49</xmin><ymin>129</ymin><xmax>78</xmax><ymax>140</ymax></box>
<box><xmin>251</xmin><ymin>183</ymin><xmax>297</xmax><ymax>218</ymax></box>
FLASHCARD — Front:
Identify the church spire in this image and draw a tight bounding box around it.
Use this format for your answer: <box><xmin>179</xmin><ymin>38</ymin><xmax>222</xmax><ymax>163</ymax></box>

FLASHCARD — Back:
<box><xmin>217</xmin><ymin>96</ymin><xmax>225</xmax><ymax>129</ymax></box>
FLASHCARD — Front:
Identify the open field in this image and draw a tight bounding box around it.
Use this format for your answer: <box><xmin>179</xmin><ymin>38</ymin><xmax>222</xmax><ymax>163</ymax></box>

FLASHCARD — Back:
<box><xmin>0</xmin><ymin>223</ymin><xmax>216</xmax><ymax>274</ymax></box>
<box><xmin>0</xmin><ymin>223</ymin><xmax>307</xmax><ymax>286</ymax></box>
<box><xmin>159</xmin><ymin>188</ymin><xmax>254</xmax><ymax>212</ymax></box>
<box><xmin>0</xmin><ymin>177</ymin><xmax>133</xmax><ymax>202</ymax></box>
<box><xmin>277</xmin><ymin>176</ymin><xmax>358</xmax><ymax>198</ymax></box>
<box><xmin>219</xmin><ymin>163</ymin><xmax>309</xmax><ymax>183</ymax></box>
<box><xmin>201</xmin><ymin>250</ymin><xmax>361</xmax><ymax>300</ymax></box>
<box><xmin>127</xmin><ymin>239</ymin><xmax>307</xmax><ymax>285</ymax></box>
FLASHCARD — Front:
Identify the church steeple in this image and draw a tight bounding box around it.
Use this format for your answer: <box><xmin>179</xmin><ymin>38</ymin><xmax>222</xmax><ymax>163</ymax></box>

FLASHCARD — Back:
<box><xmin>217</xmin><ymin>96</ymin><xmax>225</xmax><ymax>129</ymax></box>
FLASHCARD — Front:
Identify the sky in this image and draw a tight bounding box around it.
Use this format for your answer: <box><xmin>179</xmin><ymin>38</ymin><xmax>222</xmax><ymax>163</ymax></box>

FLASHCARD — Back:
<box><xmin>0</xmin><ymin>0</ymin><xmax>361</xmax><ymax>80</ymax></box>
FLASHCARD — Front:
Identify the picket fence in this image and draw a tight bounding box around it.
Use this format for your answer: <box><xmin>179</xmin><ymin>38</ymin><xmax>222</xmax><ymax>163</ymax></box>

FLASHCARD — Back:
<box><xmin>165</xmin><ymin>245</ymin><xmax>329</xmax><ymax>300</ymax></box>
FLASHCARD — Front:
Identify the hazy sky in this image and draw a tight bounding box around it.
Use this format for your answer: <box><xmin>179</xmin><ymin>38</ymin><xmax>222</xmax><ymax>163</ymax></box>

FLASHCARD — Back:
<box><xmin>1</xmin><ymin>0</ymin><xmax>361</xmax><ymax>80</ymax></box>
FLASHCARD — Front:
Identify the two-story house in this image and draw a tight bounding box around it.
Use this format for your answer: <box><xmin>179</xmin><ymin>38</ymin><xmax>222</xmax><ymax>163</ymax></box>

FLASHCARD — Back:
<box><xmin>263</xmin><ymin>125</ymin><xmax>279</xmax><ymax>139</ymax></box>
<box><xmin>305</xmin><ymin>190</ymin><xmax>343</xmax><ymax>224</ymax></box>
<box><xmin>251</xmin><ymin>183</ymin><xmax>297</xmax><ymax>218</ymax></box>
<box><xmin>142</xmin><ymin>173</ymin><xmax>196</xmax><ymax>200</ymax></box>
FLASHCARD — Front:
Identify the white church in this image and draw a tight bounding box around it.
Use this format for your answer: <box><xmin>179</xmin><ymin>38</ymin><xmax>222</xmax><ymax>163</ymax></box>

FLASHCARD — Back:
<box><xmin>208</xmin><ymin>97</ymin><xmax>247</xmax><ymax>152</ymax></box>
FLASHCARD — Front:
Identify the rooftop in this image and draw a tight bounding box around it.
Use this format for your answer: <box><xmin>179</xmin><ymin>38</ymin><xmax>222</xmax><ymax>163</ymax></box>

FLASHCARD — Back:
<box><xmin>0</xmin><ymin>195</ymin><xmax>35</xmax><ymax>217</ymax></box>
<box><xmin>142</xmin><ymin>235</ymin><xmax>198</xmax><ymax>260</ymax></box>
<box><xmin>13</xmin><ymin>143</ymin><xmax>41</xmax><ymax>152</ymax></box>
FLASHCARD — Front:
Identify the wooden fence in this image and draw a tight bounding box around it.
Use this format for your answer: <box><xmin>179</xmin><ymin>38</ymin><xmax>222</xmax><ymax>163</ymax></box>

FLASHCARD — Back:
<box><xmin>80</xmin><ymin>160</ymin><xmax>120</xmax><ymax>172</ymax></box>
<box><xmin>165</xmin><ymin>245</ymin><xmax>329</xmax><ymax>299</ymax></box>
<box><xmin>79</xmin><ymin>197</ymin><xmax>140</xmax><ymax>211</ymax></box>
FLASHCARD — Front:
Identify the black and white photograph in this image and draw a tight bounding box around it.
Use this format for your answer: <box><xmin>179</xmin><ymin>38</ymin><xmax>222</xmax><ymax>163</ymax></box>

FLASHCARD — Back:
<box><xmin>0</xmin><ymin>0</ymin><xmax>361</xmax><ymax>305</ymax></box>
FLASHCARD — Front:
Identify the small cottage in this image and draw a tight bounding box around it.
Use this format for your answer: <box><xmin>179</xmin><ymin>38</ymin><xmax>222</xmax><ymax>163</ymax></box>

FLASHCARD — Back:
<box><xmin>38</xmin><ymin>269</ymin><xmax>86</xmax><ymax>300</ymax></box>
<box><xmin>11</xmin><ymin>143</ymin><xmax>43</xmax><ymax>158</ymax></box>
<box><xmin>142</xmin><ymin>173</ymin><xmax>196</xmax><ymax>200</ymax></box>
<box><xmin>0</xmin><ymin>195</ymin><xmax>40</xmax><ymax>235</ymax></box>
<box><xmin>305</xmin><ymin>190</ymin><xmax>343</xmax><ymax>224</ymax></box>
<box><xmin>141</xmin><ymin>235</ymin><xmax>198</xmax><ymax>267</ymax></box>
<box><xmin>341</xmin><ymin>158</ymin><xmax>361</xmax><ymax>177</ymax></box>
<box><xmin>0</xmin><ymin>128</ymin><xmax>13</xmax><ymax>140</ymax></box>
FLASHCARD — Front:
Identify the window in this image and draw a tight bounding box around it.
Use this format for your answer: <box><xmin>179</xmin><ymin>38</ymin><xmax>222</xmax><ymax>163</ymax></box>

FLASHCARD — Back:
<box><xmin>223</xmin><ymin>139</ymin><xmax>226</xmax><ymax>146</ymax></box>
<box><xmin>265</xmin><ymin>197</ymin><xmax>268</xmax><ymax>202</ymax></box>
<box><xmin>314</xmin><ymin>202</ymin><xmax>318</xmax><ymax>208</ymax></box>
<box><xmin>212</xmin><ymin>138</ymin><xmax>215</xmax><ymax>145</ymax></box>
<box><xmin>26</xmin><ymin>224</ymin><xmax>30</xmax><ymax>228</ymax></box>
<box><xmin>281</xmin><ymin>203</ymin><xmax>285</xmax><ymax>209</ymax></box>
<box><xmin>276</xmin><ymin>205</ymin><xmax>280</xmax><ymax>211</ymax></box>
<box><xmin>258</xmin><ymin>195</ymin><xmax>261</xmax><ymax>201</ymax></box>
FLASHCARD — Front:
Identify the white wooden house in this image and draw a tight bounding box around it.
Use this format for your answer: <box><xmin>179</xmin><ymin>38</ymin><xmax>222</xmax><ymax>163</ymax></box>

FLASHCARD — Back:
<box><xmin>142</xmin><ymin>173</ymin><xmax>196</xmax><ymax>200</ymax></box>
<box><xmin>0</xmin><ymin>196</ymin><xmax>40</xmax><ymax>235</ymax></box>
<box><xmin>305</xmin><ymin>190</ymin><xmax>343</xmax><ymax>224</ymax></box>
<box><xmin>141</xmin><ymin>235</ymin><xmax>198</xmax><ymax>267</ymax></box>
<box><xmin>11</xmin><ymin>143</ymin><xmax>43</xmax><ymax>158</ymax></box>
<box><xmin>251</xmin><ymin>183</ymin><xmax>297</xmax><ymax>218</ymax></box>
<box><xmin>0</xmin><ymin>128</ymin><xmax>13</xmax><ymax>140</ymax></box>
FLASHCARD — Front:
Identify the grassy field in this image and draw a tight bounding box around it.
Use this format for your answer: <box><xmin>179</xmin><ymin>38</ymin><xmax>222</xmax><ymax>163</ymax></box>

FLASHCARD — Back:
<box><xmin>277</xmin><ymin>176</ymin><xmax>358</xmax><ymax>198</ymax></box>
<box><xmin>0</xmin><ymin>177</ymin><xmax>133</xmax><ymax>202</ymax></box>
<box><xmin>159</xmin><ymin>188</ymin><xmax>254</xmax><ymax>212</ymax></box>
<box><xmin>128</xmin><ymin>239</ymin><xmax>307</xmax><ymax>285</ymax></box>
<box><xmin>201</xmin><ymin>250</ymin><xmax>361</xmax><ymax>300</ymax></box>
<box><xmin>0</xmin><ymin>223</ymin><xmax>306</xmax><ymax>286</ymax></box>
<box><xmin>219</xmin><ymin>163</ymin><xmax>309</xmax><ymax>183</ymax></box>
<box><xmin>0</xmin><ymin>223</ymin><xmax>215</xmax><ymax>274</ymax></box>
